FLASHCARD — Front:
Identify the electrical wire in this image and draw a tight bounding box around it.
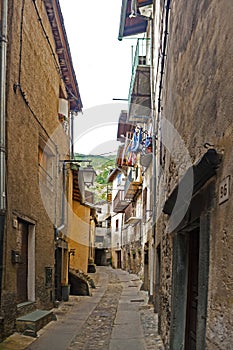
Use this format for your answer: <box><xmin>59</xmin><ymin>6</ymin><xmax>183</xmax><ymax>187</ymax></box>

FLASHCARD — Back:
<box><xmin>18</xmin><ymin>0</ymin><xmax>25</xmax><ymax>84</ymax></box>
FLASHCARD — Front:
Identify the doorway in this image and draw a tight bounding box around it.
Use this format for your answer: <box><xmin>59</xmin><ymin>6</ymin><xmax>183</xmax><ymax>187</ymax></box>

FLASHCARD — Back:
<box><xmin>185</xmin><ymin>227</ymin><xmax>199</xmax><ymax>349</ymax></box>
<box><xmin>55</xmin><ymin>247</ymin><xmax>62</xmax><ymax>301</ymax></box>
<box><xmin>116</xmin><ymin>250</ymin><xmax>122</xmax><ymax>269</ymax></box>
<box><xmin>17</xmin><ymin>221</ymin><xmax>28</xmax><ymax>303</ymax></box>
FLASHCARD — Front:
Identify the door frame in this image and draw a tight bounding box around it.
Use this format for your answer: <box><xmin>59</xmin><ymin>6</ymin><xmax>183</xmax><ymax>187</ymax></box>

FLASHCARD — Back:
<box><xmin>170</xmin><ymin>214</ymin><xmax>210</xmax><ymax>349</ymax></box>
<box><xmin>16</xmin><ymin>219</ymin><xmax>35</xmax><ymax>304</ymax></box>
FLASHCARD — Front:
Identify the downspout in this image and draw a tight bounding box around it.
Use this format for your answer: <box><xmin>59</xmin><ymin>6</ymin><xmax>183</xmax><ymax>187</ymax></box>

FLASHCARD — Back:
<box><xmin>0</xmin><ymin>0</ymin><xmax>8</xmax><ymax>299</ymax></box>
<box><xmin>70</xmin><ymin>111</ymin><xmax>74</xmax><ymax>160</ymax></box>
<box><xmin>150</xmin><ymin>5</ymin><xmax>156</xmax><ymax>235</ymax></box>
<box><xmin>149</xmin><ymin>9</ymin><xmax>156</xmax><ymax>304</ymax></box>
<box><xmin>54</xmin><ymin>161</ymin><xmax>66</xmax><ymax>239</ymax></box>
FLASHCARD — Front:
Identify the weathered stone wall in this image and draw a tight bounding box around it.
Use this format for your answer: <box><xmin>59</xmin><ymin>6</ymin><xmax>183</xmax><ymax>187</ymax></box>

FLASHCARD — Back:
<box><xmin>122</xmin><ymin>241</ymin><xmax>142</xmax><ymax>275</ymax></box>
<box><xmin>156</xmin><ymin>0</ymin><xmax>233</xmax><ymax>348</ymax></box>
<box><xmin>1</xmin><ymin>0</ymin><xmax>69</xmax><ymax>339</ymax></box>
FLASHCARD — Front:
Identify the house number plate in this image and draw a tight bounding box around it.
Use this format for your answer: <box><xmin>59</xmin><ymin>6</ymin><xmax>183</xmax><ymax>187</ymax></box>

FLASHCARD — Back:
<box><xmin>219</xmin><ymin>176</ymin><xmax>230</xmax><ymax>205</ymax></box>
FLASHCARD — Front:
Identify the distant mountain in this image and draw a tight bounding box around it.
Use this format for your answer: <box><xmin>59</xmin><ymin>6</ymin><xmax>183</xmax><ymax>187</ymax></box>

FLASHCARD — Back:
<box><xmin>74</xmin><ymin>154</ymin><xmax>116</xmax><ymax>202</ymax></box>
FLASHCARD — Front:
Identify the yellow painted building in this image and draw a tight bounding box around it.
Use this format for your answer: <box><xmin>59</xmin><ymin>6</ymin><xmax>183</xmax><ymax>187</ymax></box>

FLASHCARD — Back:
<box><xmin>67</xmin><ymin>169</ymin><xmax>96</xmax><ymax>274</ymax></box>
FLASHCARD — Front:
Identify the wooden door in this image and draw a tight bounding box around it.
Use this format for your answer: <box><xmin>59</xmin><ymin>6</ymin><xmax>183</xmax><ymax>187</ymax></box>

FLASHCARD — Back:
<box><xmin>185</xmin><ymin>228</ymin><xmax>199</xmax><ymax>349</ymax></box>
<box><xmin>17</xmin><ymin>222</ymin><xmax>28</xmax><ymax>303</ymax></box>
<box><xmin>117</xmin><ymin>251</ymin><xmax>122</xmax><ymax>269</ymax></box>
<box><xmin>55</xmin><ymin>247</ymin><xmax>62</xmax><ymax>301</ymax></box>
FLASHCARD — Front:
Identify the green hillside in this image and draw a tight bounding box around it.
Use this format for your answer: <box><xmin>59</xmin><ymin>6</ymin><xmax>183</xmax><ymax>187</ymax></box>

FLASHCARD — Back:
<box><xmin>74</xmin><ymin>154</ymin><xmax>116</xmax><ymax>202</ymax></box>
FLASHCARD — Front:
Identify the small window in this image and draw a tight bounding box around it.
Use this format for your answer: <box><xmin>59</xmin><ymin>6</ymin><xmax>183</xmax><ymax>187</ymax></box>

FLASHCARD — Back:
<box><xmin>117</xmin><ymin>173</ymin><xmax>122</xmax><ymax>186</ymax></box>
<box><xmin>143</xmin><ymin>187</ymin><xmax>147</xmax><ymax>222</ymax></box>
<box><xmin>38</xmin><ymin>137</ymin><xmax>54</xmax><ymax>190</ymax></box>
<box><xmin>116</xmin><ymin>219</ymin><xmax>119</xmax><ymax>232</ymax></box>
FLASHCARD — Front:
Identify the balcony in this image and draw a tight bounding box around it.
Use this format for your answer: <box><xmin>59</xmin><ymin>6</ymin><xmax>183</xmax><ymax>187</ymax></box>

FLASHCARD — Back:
<box><xmin>124</xmin><ymin>167</ymin><xmax>142</xmax><ymax>200</ymax></box>
<box><xmin>124</xmin><ymin>202</ymin><xmax>141</xmax><ymax>226</ymax></box>
<box><xmin>113</xmin><ymin>190</ymin><xmax>130</xmax><ymax>213</ymax></box>
<box><xmin>128</xmin><ymin>38</ymin><xmax>151</xmax><ymax>123</ymax></box>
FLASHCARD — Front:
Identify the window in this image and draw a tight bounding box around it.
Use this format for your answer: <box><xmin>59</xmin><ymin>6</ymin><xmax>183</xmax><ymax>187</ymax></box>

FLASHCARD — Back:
<box><xmin>117</xmin><ymin>173</ymin><xmax>122</xmax><ymax>186</ymax></box>
<box><xmin>143</xmin><ymin>187</ymin><xmax>147</xmax><ymax>222</ymax></box>
<box><xmin>38</xmin><ymin>137</ymin><xmax>54</xmax><ymax>190</ymax></box>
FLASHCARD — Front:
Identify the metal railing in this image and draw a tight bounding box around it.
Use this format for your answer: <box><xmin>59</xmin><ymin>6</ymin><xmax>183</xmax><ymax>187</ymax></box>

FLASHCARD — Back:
<box><xmin>128</xmin><ymin>37</ymin><xmax>151</xmax><ymax>104</ymax></box>
<box><xmin>124</xmin><ymin>167</ymin><xmax>142</xmax><ymax>196</ymax></box>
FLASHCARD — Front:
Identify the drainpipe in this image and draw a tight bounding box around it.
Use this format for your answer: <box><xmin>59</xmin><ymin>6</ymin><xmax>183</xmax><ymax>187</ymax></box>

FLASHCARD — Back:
<box><xmin>150</xmin><ymin>7</ymin><xmax>156</xmax><ymax>236</ymax></box>
<box><xmin>70</xmin><ymin>111</ymin><xmax>74</xmax><ymax>160</ymax></box>
<box><xmin>0</xmin><ymin>0</ymin><xmax>7</xmax><ymax>210</ymax></box>
<box><xmin>150</xmin><ymin>1</ymin><xmax>159</xmax><ymax>305</ymax></box>
<box><xmin>54</xmin><ymin>161</ymin><xmax>66</xmax><ymax>239</ymax></box>
<box><xmin>0</xmin><ymin>0</ymin><xmax>8</xmax><ymax>298</ymax></box>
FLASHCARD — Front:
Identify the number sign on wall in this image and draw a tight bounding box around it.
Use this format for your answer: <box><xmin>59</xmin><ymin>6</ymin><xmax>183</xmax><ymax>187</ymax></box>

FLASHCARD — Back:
<box><xmin>219</xmin><ymin>176</ymin><xmax>230</xmax><ymax>205</ymax></box>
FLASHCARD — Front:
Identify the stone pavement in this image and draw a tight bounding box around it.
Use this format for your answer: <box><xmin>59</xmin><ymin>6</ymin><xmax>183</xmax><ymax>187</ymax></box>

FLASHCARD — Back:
<box><xmin>0</xmin><ymin>266</ymin><xmax>164</xmax><ymax>350</ymax></box>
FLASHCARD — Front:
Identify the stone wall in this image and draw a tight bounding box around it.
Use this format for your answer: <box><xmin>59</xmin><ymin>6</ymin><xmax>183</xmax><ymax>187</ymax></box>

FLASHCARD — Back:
<box><xmin>0</xmin><ymin>0</ymin><xmax>69</xmax><ymax>339</ymax></box>
<box><xmin>155</xmin><ymin>0</ymin><xmax>233</xmax><ymax>348</ymax></box>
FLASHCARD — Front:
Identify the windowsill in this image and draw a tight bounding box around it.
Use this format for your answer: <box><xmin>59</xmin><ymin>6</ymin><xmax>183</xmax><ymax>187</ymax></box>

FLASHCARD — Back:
<box><xmin>17</xmin><ymin>301</ymin><xmax>35</xmax><ymax>309</ymax></box>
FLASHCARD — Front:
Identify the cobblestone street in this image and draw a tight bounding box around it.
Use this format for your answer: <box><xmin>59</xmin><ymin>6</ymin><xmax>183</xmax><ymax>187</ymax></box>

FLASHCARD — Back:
<box><xmin>0</xmin><ymin>267</ymin><xmax>164</xmax><ymax>350</ymax></box>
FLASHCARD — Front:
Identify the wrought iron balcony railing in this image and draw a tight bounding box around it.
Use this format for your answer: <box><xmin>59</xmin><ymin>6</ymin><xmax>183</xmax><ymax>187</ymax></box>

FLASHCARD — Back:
<box><xmin>128</xmin><ymin>38</ymin><xmax>151</xmax><ymax>122</ymax></box>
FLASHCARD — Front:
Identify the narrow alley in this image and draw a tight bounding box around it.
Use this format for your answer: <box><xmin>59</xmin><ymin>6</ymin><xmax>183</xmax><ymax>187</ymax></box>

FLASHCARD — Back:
<box><xmin>0</xmin><ymin>267</ymin><xmax>164</xmax><ymax>350</ymax></box>
<box><xmin>0</xmin><ymin>1</ymin><xmax>232</xmax><ymax>348</ymax></box>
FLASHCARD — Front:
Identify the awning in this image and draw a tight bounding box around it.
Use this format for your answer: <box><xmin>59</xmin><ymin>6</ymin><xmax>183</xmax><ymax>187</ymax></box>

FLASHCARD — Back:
<box><xmin>163</xmin><ymin>149</ymin><xmax>221</xmax><ymax>216</ymax></box>
<box><xmin>118</xmin><ymin>0</ymin><xmax>153</xmax><ymax>40</ymax></box>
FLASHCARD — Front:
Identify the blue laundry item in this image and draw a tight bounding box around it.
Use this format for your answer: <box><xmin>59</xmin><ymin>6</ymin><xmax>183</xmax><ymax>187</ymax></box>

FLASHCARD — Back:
<box><xmin>131</xmin><ymin>128</ymin><xmax>143</xmax><ymax>152</ymax></box>
<box><xmin>145</xmin><ymin>136</ymin><xmax>152</xmax><ymax>148</ymax></box>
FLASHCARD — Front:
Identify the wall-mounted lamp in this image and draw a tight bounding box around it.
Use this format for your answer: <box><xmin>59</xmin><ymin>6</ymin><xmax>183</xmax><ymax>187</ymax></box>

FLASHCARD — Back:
<box><xmin>79</xmin><ymin>164</ymin><xmax>96</xmax><ymax>188</ymax></box>
<box><xmin>61</xmin><ymin>159</ymin><xmax>96</xmax><ymax>188</ymax></box>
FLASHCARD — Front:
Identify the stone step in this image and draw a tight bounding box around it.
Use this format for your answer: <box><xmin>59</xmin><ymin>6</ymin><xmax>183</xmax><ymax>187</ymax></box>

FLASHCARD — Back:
<box><xmin>16</xmin><ymin>309</ymin><xmax>56</xmax><ymax>337</ymax></box>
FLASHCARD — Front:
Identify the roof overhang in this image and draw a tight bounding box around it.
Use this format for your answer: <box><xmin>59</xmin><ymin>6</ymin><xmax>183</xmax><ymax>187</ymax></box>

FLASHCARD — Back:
<box><xmin>44</xmin><ymin>0</ymin><xmax>83</xmax><ymax>112</ymax></box>
<box><xmin>125</xmin><ymin>216</ymin><xmax>141</xmax><ymax>225</ymax></box>
<box><xmin>118</xmin><ymin>0</ymin><xmax>153</xmax><ymax>40</ymax></box>
<box><xmin>107</xmin><ymin>168</ymin><xmax>120</xmax><ymax>183</ymax></box>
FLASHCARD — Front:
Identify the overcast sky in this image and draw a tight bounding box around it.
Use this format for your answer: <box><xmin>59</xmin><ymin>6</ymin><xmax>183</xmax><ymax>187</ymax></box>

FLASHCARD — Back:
<box><xmin>59</xmin><ymin>0</ymin><xmax>134</xmax><ymax>155</ymax></box>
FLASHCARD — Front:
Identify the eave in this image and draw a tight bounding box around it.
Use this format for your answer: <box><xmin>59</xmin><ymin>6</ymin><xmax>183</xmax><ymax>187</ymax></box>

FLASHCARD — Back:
<box><xmin>44</xmin><ymin>0</ymin><xmax>83</xmax><ymax>112</ymax></box>
<box><xmin>107</xmin><ymin>168</ymin><xmax>120</xmax><ymax>183</ymax></box>
<box><xmin>118</xmin><ymin>0</ymin><xmax>152</xmax><ymax>40</ymax></box>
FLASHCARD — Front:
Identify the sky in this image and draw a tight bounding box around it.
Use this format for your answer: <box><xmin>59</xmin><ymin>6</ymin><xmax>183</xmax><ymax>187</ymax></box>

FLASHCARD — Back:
<box><xmin>59</xmin><ymin>0</ymin><xmax>135</xmax><ymax>155</ymax></box>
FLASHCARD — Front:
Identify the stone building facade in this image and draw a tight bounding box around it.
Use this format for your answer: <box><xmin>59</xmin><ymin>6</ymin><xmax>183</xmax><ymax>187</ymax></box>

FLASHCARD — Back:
<box><xmin>0</xmin><ymin>0</ymin><xmax>82</xmax><ymax>340</ymax></box>
<box><xmin>152</xmin><ymin>0</ymin><xmax>233</xmax><ymax>349</ymax></box>
<box><xmin>117</xmin><ymin>0</ymin><xmax>233</xmax><ymax>348</ymax></box>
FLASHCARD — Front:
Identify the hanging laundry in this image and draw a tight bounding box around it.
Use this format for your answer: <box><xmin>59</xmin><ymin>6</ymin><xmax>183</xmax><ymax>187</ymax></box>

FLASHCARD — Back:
<box><xmin>121</xmin><ymin>137</ymin><xmax>130</xmax><ymax>166</ymax></box>
<box><xmin>127</xmin><ymin>151</ymin><xmax>136</xmax><ymax>166</ymax></box>
<box><xmin>145</xmin><ymin>136</ymin><xmax>152</xmax><ymax>148</ymax></box>
<box><xmin>131</xmin><ymin>127</ymin><xmax>143</xmax><ymax>152</ymax></box>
